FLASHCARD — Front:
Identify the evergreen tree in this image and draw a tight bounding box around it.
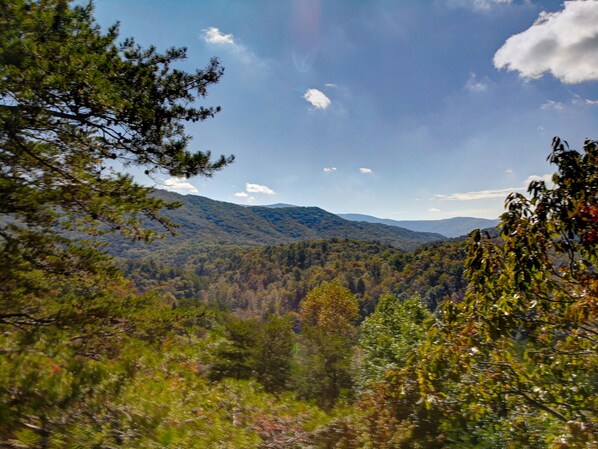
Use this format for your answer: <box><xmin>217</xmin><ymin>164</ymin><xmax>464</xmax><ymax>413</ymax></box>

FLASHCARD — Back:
<box><xmin>0</xmin><ymin>0</ymin><xmax>233</xmax><ymax>327</ymax></box>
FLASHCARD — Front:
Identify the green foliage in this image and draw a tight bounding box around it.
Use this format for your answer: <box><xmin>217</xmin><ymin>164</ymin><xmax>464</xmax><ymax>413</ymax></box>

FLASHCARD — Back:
<box><xmin>0</xmin><ymin>0</ymin><xmax>233</xmax><ymax>327</ymax></box>
<box><xmin>368</xmin><ymin>137</ymin><xmax>598</xmax><ymax>447</ymax></box>
<box><xmin>122</xmin><ymin>238</ymin><xmax>468</xmax><ymax>318</ymax></box>
<box><xmin>297</xmin><ymin>282</ymin><xmax>359</xmax><ymax>408</ymax></box>
<box><xmin>358</xmin><ymin>294</ymin><xmax>432</xmax><ymax>390</ymax></box>
<box><xmin>208</xmin><ymin>314</ymin><xmax>295</xmax><ymax>393</ymax></box>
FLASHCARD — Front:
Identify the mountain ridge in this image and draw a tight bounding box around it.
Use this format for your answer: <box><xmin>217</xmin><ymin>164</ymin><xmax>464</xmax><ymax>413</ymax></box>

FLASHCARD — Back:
<box><xmin>338</xmin><ymin>213</ymin><xmax>499</xmax><ymax>238</ymax></box>
<box><xmin>120</xmin><ymin>190</ymin><xmax>446</xmax><ymax>255</ymax></box>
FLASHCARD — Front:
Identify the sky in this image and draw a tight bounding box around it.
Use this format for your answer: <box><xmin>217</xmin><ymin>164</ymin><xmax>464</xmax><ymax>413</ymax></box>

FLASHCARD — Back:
<box><xmin>93</xmin><ymin>0</ymin><xmax>598</xmax><ymax>220</ymax></box>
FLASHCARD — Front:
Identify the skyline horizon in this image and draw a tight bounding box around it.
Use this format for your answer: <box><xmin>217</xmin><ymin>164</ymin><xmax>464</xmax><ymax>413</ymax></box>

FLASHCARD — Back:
<box><xmin>93</xmin><ymin>0</ymin><xmax>598</xmax><ymax>221</ymax></box>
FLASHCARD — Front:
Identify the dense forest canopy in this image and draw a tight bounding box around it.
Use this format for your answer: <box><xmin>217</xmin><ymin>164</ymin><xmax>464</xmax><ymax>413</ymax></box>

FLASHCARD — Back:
<box><xmin>1</xmin><ymin>1</ymin><xmax>596</xmax><ymax>448</ymax></box>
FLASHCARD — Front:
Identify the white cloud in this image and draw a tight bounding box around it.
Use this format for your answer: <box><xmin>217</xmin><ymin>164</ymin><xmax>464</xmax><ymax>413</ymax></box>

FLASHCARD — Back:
<box><xmin>161</xmin><ymin>177</ymin><xmax>199</xmax><ymax>194</ymax></box>
<box><xmin>246</xmin><ymin>183</ymin><xmax>275</xmax><ymax>195</ymax></box>
<box><xmin>447</xmin><ymin>0</ymin><xmax>512</xmax><ymax>11</ymax></box>
<box><xmin>202</xmin><ymin>27</ymin><xmax>263</xmax><ymax>67</ymax></box>
<box><xmin>234</xmin><ymin>191</ymin><xmax>256</xmax><ymax>202</ymax></box>
<box><xmin>434</xmin><ymin>174</ymin><xmax>554</xmax><ymax>203</ymax></box>
<box><xmin>325</xmin><ymin>83</ymin><xmax>338</xmax><ymax>88</ymax></box>
<box><xmin>304</xmin><ymin>88</ymin><xmax>331</xmax><ymax>110</ymax></box>
<box><xmin>359</xmin><ymin>167</ymin><xmax>373</xmax><ymax>174</ymax></box>
<box><xmin>494</xmin><ymin>1</ymin><xmax>598</xmax><ymax>84</ymax></box>
<box><xmin>474</xmin><ymin>0</ymin><xmax>511</xmax><ymax>10</ymax></box>
<box><xmin>323</xmin><ymin>167</ymin><xmax>337</xmax><ymax>173</ymax></box>
<box><xmin>428</xmin><ymin>208</ymin><xmax>442</xmax><ymax>213</ymax></box>
<box><xmin>541</xmin><ymin>100</ymin><xmax>565</xmax><ymax>110</ymax></box>
<box><xmin>202</xmin><ymin>27</ymin><xmax>235</xmax><ymax>45</ymax></box>
<box><xmin>525</xmin><ymin>174</ymin><xmax>553</xmax><ymax>185</ymax></box>
<box><xmin>465</xmin><ymin>72</ymin><xmax>488</xmax><ymax>92</ymax></box>
<box><xmin>505</xmin><ymin>169</ymin><xmax>515</xmax><ymax>176</ymax></box>
<box><xmin>586</xmin><ymin>98</ymin><xmax>598</xmax><ymax>105</ymax></box>
<box><xmin>434</xmin><ymin>187</ymin><xmax>524</xmax><ymax>201</ymax></box>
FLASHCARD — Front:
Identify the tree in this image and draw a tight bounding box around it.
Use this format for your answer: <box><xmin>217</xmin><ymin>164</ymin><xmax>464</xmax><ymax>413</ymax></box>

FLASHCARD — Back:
<box><xmin>357</xmin><ymin>294</ymin><xmax>432</xmax><ymax>390</ymax></box>
<box><xmin>0</xmin><ymin>2</ymin><xmax>233</xmax><ymax>443</ymax></box>
<box><xmin>297</xmin><ymin>281</ymin><xmax>359</xmax><ymax>408</ymax></box>
<box><xmin>254</xmin><ymin>314</ymin><xmax>295</xmax><ymax>393</ymax></box>
<box><xmin>415</xmin><ymin>137</ymin><xmax>597</xmax><ymax>446</ymax></box>
<box><xmin>0</xmin><ymin>0</ymin><xmax>233</xmax><ymax>326</ymax></box>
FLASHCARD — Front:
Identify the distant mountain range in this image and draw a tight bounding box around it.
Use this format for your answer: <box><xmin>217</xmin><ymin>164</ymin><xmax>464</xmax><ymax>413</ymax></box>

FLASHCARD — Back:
<box><xmin>105</xmin><ymin>192</ymin><xmax>502</xmax><ymax>261</ymax></box>
<box><xmin>123</xmin><ymin>191</ymin><xmax>444</xmax><ymax>253</ymax></box>
<box><xmin>337</xmin><ymin>214</ymin><xmax>499</xmax><ymax>238</ymax></box>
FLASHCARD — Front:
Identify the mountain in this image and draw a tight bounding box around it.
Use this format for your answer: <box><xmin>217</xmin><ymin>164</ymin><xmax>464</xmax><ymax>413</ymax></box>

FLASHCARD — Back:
<box><xmin>338</xmin><ymin>214</ymin><xmax>499</xmax><ymax>238</ymax></box>
<box><xmin>262</xmin><ymin>203</ymin><xmax>299</xmax><ymax>209</ymax></box>
<box><xmin>110</xmin><ymin>191</ymin><xmax>444</xmax><ymax>258</ymax></box>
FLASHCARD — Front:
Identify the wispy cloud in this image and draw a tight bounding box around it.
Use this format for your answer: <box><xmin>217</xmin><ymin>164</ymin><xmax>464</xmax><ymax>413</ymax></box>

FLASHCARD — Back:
<box><xmin>494</xmin><ymin>2</ymin><xmax>598</xmax><ymax>84</ymax></box>
<box><xmin>447</xmin><ymin>0</ymin><xmax>512</xmax><ymax>12</ymax></box>
<box><xmin>434</xmin><ymin>187</ymin><xmax>523</xmax><ymax>202</ymax></box>
<box><xmin>202</xmin><ymin>27</ymin><xmax>235</xmax><ymax>45</ymax></box>
<box><xmin>434</xmin><ymin>173</ymin><xmax>553</xmax><ymax>202</ymax></box>
<box><xmin>465</xmin><ymin>72</ymin><xmax>488</xmax><ymax>92</ymax></box>
<box><xmin>304</xmin><ymin>88</ymin><xmax>331</xmax><ymax>110</ymax></box>
<box><xmin>161</xmin><ymin>177</ymin><xmax>198</xmax><ymax>195</ymax></box>
<box><xmin>586</xmin><ymin>99</ymin><xmax>598</xmax><ymax>106</ymax></box>
<box><xmin>246</xmin><ymin>183</ymin><xmax>275</xmax><ymax>195</ymax></box>
<box><xmin>541</xmin><ymin>100</ymin><xmax>565</xmax><ymax>110</ymax></box>
<box><xmin>202</xmin><ymin>26</ymin><xmax>262</xmax><ymax>66</ymax></box>
<box><xmin>359</xmin><ymin>167</ymin><xmax>373</xmax><ymax>174</ymax></box>
<box><xmin>323</xmin><ymin>167</ymin><xmax>337</xmax><ymax>173</ymax></box>
<box><xmin>473</xmin><ymin>0</ymin><xmax>511</xmax><ymax>10</ymax></box>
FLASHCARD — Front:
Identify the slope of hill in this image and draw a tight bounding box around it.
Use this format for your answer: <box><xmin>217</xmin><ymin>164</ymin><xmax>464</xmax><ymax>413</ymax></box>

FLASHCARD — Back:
<box><xmin>161</xmin><ymin>190</ymin><xmax>443</xmax><ymax>247</ymax></box>
<box><xmin>338</xmin><ymin>213</ymin><xmax>499</xmax><ymax>238</ymax></box>
<box><xmin>107</xmin><ymin>191</ymin><xmax>445</xmax><ymax>260</ymax></box>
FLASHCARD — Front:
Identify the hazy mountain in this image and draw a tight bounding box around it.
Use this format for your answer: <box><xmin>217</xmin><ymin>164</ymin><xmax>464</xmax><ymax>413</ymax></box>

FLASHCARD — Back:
<box><xmin>120</xmin><ymin>191</ymin><xmax>444</xmax><ymax>254</ymax></box>
<box><xmin>262</xmin><ymin>203</ymin><xmax>298</xmax><ymax>209</ymax></box>
<box><xmin>338</xmin><ymin>214</ymin><xmax>499</xmax><ymax>238</ymax></box>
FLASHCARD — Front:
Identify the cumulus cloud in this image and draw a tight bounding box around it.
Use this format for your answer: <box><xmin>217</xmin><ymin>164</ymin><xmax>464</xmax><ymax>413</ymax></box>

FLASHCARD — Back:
<box><xmin>465</xmin><ymin>72</ymin><xmax>488</xmax><ymax>92</ymax></box>
<box><xmin>304</xmin><ymin>88</ymin><xmax>331</xmax><ymax>110</ymax></box>
<box><xmin>246</xmin><ymin>183</ymin><xmax>275</xmax><ymax>195</ymax></box>
<box><xmin>323</xmin><ymin>167</ymin><xmax>337</xmax><ymax>173</ymax></box>
<box><xmin>494</xmin><ymin>1</ymin><xmax>598</xmax><ymax>84</ymax></box>
<box><xmin>202</xmin><ymin>27</ymin><xmax>235</xmax><ymax>45</ymax></box>
<box><xmin>359</xmin><ymin>167</ymin><xmax>373</xmax><ymax>174</ymax></box>
<box><xmin>161</xmin><ymin>177</ymin><xmax>199</xmax><ymax>194</ymax></box>
<box><xmin>234</xmin><ymin>191</ymin><xmax>256</xmax><ymax>201</ymax></box>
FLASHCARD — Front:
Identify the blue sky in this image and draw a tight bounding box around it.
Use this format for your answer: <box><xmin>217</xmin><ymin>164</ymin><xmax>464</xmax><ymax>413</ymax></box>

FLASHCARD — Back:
<box><xmin>93</xmin><ymin>0</ymin><xmax>598</xmax><ymax>220</ymax></box>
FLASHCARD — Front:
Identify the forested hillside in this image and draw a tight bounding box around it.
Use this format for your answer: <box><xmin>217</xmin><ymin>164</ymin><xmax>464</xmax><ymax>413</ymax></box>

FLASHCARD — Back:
<box><xmin>122</xmin><ymin>238</ymin><xmax>468</xmax><ymax>316</ymax></box>
<box><xmin>105</xmin><ymin>190</ymin><xmax>444</xmax><ymax>260</ymax></box>
<box><xmin>1</xmin><ymin>2</ymin><xmax>595</xmax><ymax>448</ymax></box>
